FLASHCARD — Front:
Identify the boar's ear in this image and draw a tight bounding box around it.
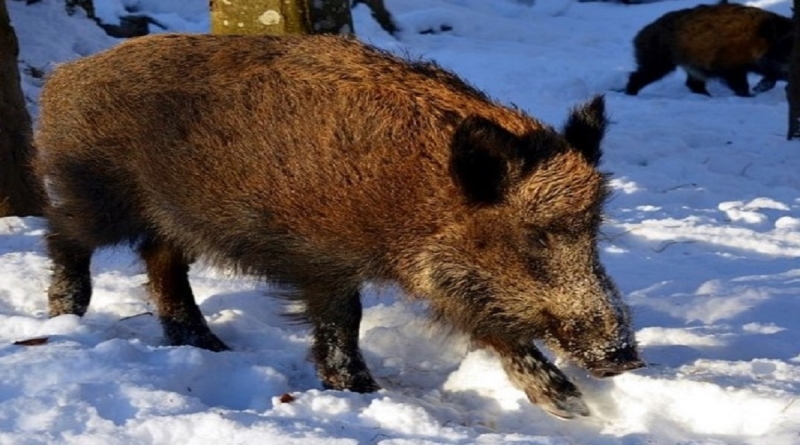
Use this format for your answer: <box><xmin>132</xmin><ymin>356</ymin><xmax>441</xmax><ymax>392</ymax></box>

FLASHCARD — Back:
<box><xmin>562</xmin><ymin>95</ymin><xmax>607</xmax><ymax>166</ymax></box>
<box><xmin>450</xmin><ymin>115</ymin><xmax>522</xmax><ymax>205</ymax></box>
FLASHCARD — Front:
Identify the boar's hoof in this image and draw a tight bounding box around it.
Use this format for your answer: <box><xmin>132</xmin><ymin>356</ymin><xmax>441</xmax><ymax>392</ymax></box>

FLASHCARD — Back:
<box><xmin>161</xmin><ymin>318</ymin><xmax>230</xmax><ymax>352</ymax></box>
<box><xmin>187</xmin><ymin>333</ymin><xmax>230</xmax><ymax>352</ymax></box>
<box><xmin>320</xmin><ymin>370</ymin><xmax>380</xmax><ymax>394</ymax></box>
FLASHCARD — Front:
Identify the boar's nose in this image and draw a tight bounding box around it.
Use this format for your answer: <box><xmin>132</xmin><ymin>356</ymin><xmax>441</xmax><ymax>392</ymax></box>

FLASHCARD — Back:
<box><xmin>590</xmin><ymin>348</ymin><xmax>645</xmax><ymax>378</ymax></box>
<box><xmin>593</xmin><ymin>359</ymin><xmax>645</xmax><ymax>378</ymax></box>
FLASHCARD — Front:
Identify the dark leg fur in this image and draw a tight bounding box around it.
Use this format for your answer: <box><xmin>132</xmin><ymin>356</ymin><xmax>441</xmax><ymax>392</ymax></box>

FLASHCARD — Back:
<box><xmin>483</xmin><ymin>338</ymin><xmax>589</xmax><ymax>419</ymax></box>
<box><xmin>752</xmin><ymin>57</ymin><xmax>785</xmax><ymax>94</ymax></box>
<box><xmin>305</xmin><ymin>287</ymin><xmax>379</xmax><ymax>393</ymax></box>
<box><xmin>685</xmin><ymin>75</ymin><xmax>711</xmax><ymax>96</ymax></box>
<box><xmin>720</xmin><ymin>69</ymin><xmax>751</xmax><ymax>97</ymax></box>
<box><xmin>753</xmin><ymin>76</ymin><xmax>777</xmax><ymax>93</ymax></box>
<box><xmin>139</xmin><ymin>239</ymin><xmax>229</xmax><ymax>352</ymax></box>
<box><xmin>46</xmin><ymin>230</ymin><xmax>93</xmax><ymax>317</ymax></box>
<box><xmin>625</xmin><ymin>61</ymin><xmax>676</xmax><ymax>95</ymax></box>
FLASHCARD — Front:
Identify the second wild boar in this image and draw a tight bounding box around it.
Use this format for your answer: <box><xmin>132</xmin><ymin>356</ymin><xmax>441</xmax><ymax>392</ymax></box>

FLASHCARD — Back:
<box><xmin>34</xmin><ymin>34</ymin><xmax>643</xmax><ymax>419</ymax></box>
<box><xmin>625</xmin><ymin>3</ymin><xmax>793</xmax><ymax>97</ymax></box>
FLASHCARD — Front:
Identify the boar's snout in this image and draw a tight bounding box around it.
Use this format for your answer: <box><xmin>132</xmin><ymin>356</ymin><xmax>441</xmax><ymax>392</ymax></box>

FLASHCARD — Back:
<box><xmin>587</xmin><ymin>346</ymin><xmax>645</xmax><ymax>378</ymax></box>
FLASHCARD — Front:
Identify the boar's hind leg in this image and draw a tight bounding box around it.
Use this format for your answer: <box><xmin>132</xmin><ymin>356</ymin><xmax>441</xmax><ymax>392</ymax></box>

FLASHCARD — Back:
<box><xmin>305</xmin><ymin>286</ymin><xmax>379</xmax><ymax>393</ymax></box>
<box><xmin>485</xmin><ymin>339</ymin><xmax>589</xmax><ymax>419</ymax></box>
<box><xmin>140</xmin><ymin>239</ymin><xmax>229</xmax><ymax>352</ymax></box>
<box><xmin>45</xmin><ymin>228</ymin><xmax>93</xmax><ymax>317</ymax></box>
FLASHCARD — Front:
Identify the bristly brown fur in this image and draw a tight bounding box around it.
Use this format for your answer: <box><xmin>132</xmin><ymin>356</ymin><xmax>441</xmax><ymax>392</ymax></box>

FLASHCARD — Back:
<box><xmin>35</xmin><ymin>34</ymin><xmax>641</xmax><ymax>420</ymax></box>
<box><xmin>626</xmin><ymin>3</ymin><xmax>793</xmax><ymax>97</ymax></box>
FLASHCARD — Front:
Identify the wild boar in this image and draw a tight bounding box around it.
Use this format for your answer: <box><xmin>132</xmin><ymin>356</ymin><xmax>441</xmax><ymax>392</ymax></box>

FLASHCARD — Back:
<box><xmin>625</xmin><ymin>3</ymin><xmax>793</xmax><ymax>97</ymax></box>
<box><xmin>34</xmin><ymin>33</ymin><xmax>643</xmax><ymax>419</ymax></box>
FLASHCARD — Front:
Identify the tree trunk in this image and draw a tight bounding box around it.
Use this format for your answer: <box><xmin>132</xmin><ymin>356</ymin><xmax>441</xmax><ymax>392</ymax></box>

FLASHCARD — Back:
<box><xmin>65</xmin><ymin>0</ymin><xmax>95</xmax><ymax>19</ymax></box>
<box><xmin>353</xmin><ymin>0</ymin><xmax>397</xmax><ymax>35</ymax></box>
<box><xmin>0</xmin><ymin>0</ymin><xmax>43</xmax><ymax>217</ymax></box>
<box><xmin>787</xmin><ymin>0</ymin><xmax>800</xmax><ymax>139</ymax></box>
<box><xmin>309</xmin><ymin>0</ymin><xmax>353</xmax><ymax>34</ymax></box>
<box><xmin>211</xmin><ymin>0</ymin><xmax>353</xmax><ymax>36</ymax></box>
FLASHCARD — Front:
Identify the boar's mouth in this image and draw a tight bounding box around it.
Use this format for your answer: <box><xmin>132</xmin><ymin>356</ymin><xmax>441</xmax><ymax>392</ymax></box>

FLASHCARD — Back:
<box><xmin>585</xmin><ymin>346</ymin><xmax>645</xmax><ymax>378</ymax></box>
<box><xmin>588</xmin><ymin>359</ymin><xmax>645</xmax><ymax>378</ymax></box>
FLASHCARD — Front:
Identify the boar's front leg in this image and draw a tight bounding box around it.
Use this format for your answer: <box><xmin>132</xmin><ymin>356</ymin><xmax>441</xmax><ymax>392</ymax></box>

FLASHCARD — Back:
<box><xmin>140</xmin><ymin>239</ymin><xmax>229</xmax><ymax>352</ymax></box>
<box><xmin>684</xmin><ymin>73</ymin><xmax>711</xmax><ymax>96</ymax></box>
<box><xmin>752</xmin><ymin>76</ymin><xmax>777</xmax><ymax>93</ymax></box>
<box><xmin>482</xmin><ymin>338</ymin><xmax>589</xmax><ymax>419</ymax></box>
<box><xmin>720</xmin><ymin>68</ymin><xmax>751</xmax><ymax>97</ymax></box>
<box><xmin>45</xmin><ymin>229</ymin><xmax>93</xmax><ymax>317</ymax></box>
<box><xmin>625</xmin><ymin>58</ymin><xmax>676</xmax><ymax>95</ymax></box>
<box><xmin>304</xmin><ymin>286</ymin><xmax>380</xmax><ymax>393</ymax></box>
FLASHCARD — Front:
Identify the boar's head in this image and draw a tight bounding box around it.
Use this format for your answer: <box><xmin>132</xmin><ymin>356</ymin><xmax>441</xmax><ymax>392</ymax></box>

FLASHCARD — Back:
<box><xmin>416</xmin><ymin>95</ymin><xmax>642</xmax><ymax>379</ymax></box>
<box><xmin>753</xmin><ymin>14</ymin><xmax>794</xmax><ymax>83</ymax></box>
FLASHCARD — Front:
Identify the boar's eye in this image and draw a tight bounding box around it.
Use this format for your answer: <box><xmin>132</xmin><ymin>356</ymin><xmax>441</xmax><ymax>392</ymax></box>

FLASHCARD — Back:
<box><xmin>524</xmin><ymin>229</ymin><xmax>550</xmax><ymax>251</ymax></box>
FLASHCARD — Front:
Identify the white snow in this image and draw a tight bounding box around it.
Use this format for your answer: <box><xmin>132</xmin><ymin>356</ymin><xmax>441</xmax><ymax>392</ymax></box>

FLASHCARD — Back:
<box><xmin>3</xmin><ymin>0</ymin><xmax>800</xmax><ymax>443</ymax></box>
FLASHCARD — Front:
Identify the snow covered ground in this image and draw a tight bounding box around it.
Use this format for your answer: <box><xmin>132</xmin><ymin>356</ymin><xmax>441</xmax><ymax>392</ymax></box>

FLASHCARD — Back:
<box><xmin>2</xmin><ymin>0</ymin><xmax>800</xmax><ymax>443</ymax></box>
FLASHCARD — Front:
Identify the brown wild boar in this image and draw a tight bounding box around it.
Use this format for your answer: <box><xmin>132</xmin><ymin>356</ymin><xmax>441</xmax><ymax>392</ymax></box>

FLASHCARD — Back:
<box><xmin>35</xmin><ymin>34</ymin><xmax>643</xmax><ymax>419</ymax></box>
<box><xmin>625</xmin><ymin>3</ymin><xmax>793</xmax><ymax>97</ymax></box>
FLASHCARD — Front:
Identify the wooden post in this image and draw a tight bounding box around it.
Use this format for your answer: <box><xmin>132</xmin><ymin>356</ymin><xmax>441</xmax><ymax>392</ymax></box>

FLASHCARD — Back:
<box><xmin>210</xmin><ymin>0</ymin><xmax>354</xmax><ymax>36</ymax></box>
<box><xmin>787</xmin><ymin>0</ymin><xmax>800</xmax><ymax>139</ymax></box>
<box><xmin>0</xmin><ymin>0</ymin><xmax>43</xmax><ymax>216</ymax></box>
<box><xmin>211</xmin><ymin>0</ymin><xmax>311</xmax><ymax>35</ymax></box>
